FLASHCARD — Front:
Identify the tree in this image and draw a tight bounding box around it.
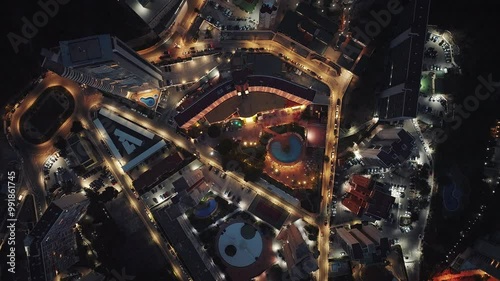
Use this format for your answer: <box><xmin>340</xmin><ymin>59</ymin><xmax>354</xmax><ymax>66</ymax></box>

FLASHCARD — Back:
<box><xmin>53</xmin><ymin>136</ymin><xmax>67</xmax><ymax>151</ymax></box>
<box><xmin>70</xmin><ymin>120</ymin><xmax>84</xmax><ymax>133</ymax></box>
<box><xmin>243</xmin><ymin>166</ymin><xmax>263</xmax><ymax>182</ymax></box>
<box><xmin>99</xmin><ymin>186</ymin><xmax>118</xmax><ymax>202</ymax></box>
<box><xmin>216</xmin><ymin>138</ymin><xmax>236</xmax><ymax>156</ymax></box>
<box><xmin>84</xmin><ymin>188</ymin><xmax>99</xmax><ymax>203</ymax></box>
<box><xmin>415</xmin><ymin>178</ymin><xmax>431</xmax><ymax>196</ymax></box>
<box><xmin>324</xmin><ymin>156</ymin><xmax>330</xmax><ymax>163</ymax></box>
<box><xmin>207</xmin><ymin>124</ymin><xmax>221</xmax><ymax>138</ymax></box>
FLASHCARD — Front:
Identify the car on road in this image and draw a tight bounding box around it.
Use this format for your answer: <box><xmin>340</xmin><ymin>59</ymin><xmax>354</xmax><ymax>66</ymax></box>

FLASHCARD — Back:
<box><xmin>153</xmin><ymin>198</ymin><xmax>158</xmax><ymax>204</ymax></box>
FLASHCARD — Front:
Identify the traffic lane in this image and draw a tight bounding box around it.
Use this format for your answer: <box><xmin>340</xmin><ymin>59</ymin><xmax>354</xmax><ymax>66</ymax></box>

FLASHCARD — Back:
<box><xmin>84</xmin><ymin>126</ymin><xmax>189</xmax><ymax>281</ymax></box>
<box><xmin>100</xmin><ymin>102</ymin><xmax>316</xmax><ymax>222</ymax></box>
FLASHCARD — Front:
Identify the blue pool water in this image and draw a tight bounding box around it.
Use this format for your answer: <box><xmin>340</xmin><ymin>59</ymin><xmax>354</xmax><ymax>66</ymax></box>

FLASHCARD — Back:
<box><xmin>194</xmin><ymin>199</ymin><xmax>218</xmax><ymax>218</ymax></box>
<box><xmin>140</xmin><ymin>95</ymin><xmax>158</xmax><ymax>108</ymax></box>
<box><xmin>269</xmin><ymin>134</ymin><xmax>303</xmax><ymax>163</ymax></box>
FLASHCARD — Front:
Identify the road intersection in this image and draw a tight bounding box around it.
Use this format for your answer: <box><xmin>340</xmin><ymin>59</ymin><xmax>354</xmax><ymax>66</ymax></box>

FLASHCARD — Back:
<box><xmin>7</xmin><ymin>6</ymin><xmax>356</xmax><ymax>280</ymax></box>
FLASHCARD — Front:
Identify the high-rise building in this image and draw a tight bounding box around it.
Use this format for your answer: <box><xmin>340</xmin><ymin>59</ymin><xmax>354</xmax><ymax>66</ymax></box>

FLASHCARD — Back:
<box><xmin>122</xmin><ymin>0</ymin><xmax>187</xmax><ymax>36</ymax></box>
<box><xmin>41</xmin><ymin>34</ymin><xmax>163</xmax><ymax>97</ymax></box>
<box><xmin>377</xmin><ymin>0</ymin><xmax>431</xmax><ymax>121</ymax></box>
<box><xmin>24</xmin><ymin>193</ymin><xmax>89</xmax><ymax>281</ymax></box>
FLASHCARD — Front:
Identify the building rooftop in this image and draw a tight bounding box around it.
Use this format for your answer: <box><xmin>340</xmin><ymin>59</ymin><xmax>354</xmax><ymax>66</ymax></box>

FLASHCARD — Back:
<box><xmin>132</xmin><ymin>152</ymin><xmax>183</xmax><ymax>192</ymax></box>
<box><xmin>175</xmin><ymin>75</ymin><xmax>316</xmax><ymax>129</ymax></box>
<box><xmin>295</xmin><ymin>3</ymin><xmax>338</xmax><ymax>34</ymax></box>
<box><xmin>123</xmin><ymin>0</ymin><xmax>183</xmax><ymax>33</ymax></box>
<box><xmin>342</xmin><ymin>176</ymin><xmax>395</xmax><ymax>220</ymax></box>
<box><xmin>378</xmin><ymin>0</ymin><xmax>431</xmax><ymax>121</ymax></box>
<box><xmin>25</xmin><ymin>193</ymin><xmax>89</xmax><ymax>281</ymax></box>
<box><xmin>362</xmin><ymin>128</ymin><xmax>415</xmax><ymax>168</ymax></box>
<box><xmin>60</xmin><ymin>35</ymin><xmax>112</xmax><ymax>67</ymax></box>
<box><xmin>277</xmin><ymin>11</ymin><xmax>331</xmax><ymax>55</ymax></box>
<box><xmin>153</xmin><ymin>214</ymin><xmax>216</xmax><ymax>281</ymax></box>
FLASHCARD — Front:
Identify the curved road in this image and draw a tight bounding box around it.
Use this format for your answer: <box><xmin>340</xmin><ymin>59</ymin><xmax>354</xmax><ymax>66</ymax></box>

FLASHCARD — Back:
<box><xmin>8</xmin><ymin>3</ymin><xmax>355</xmax><ymax>279</ymax></box>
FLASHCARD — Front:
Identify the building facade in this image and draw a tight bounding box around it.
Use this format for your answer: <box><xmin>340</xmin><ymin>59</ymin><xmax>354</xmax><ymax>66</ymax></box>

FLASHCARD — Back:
<box><xmin>341</xmin><ymin>175</ymin><xmax>395</xmax><ymax>220</ymax></box>
<box><xmin>377</xmin><ymin>0</ymin><xmax>431</xmax><ymax>121</ymax></box>
<box><xmin>277</xmin><ymin>224</ymin><xmax>319</xmax><ymax>281</ymax></box>
<box><xmin>24</xmin><ymin>193</ymin><xmax>89</xmax><ymax>281</ymax></box>
<box><xmin>360</xmin><ymin>128</ymin><xmax>415</xmax><ymax>168</ymax></box>
<box><xmin>259</xmin><ymin>0</ymin><xmax>278</xmax><ymax>29</ymax></box>
<box><xmin>42</xmin><ymin>34</ymin><xmax>163</xmax><ymax>97</ymax></box>
<box><xmin>335</xmin><ymin>224</ymin><xmax>390</xmax><ymax>263</ymax></box>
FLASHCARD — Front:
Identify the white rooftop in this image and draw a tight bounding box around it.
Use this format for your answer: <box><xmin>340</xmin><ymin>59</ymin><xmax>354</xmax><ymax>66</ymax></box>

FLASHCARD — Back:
<box><xmin>218</xmin><ymin>222</ymin><xmax>263</xmax><ymax>267</ymax></box>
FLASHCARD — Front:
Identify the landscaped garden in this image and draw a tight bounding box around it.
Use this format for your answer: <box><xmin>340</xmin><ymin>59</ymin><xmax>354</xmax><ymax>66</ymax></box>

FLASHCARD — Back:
<box><xmin>188</xmin><ymin>194</ymin><xmax>238</xmax><ymax>232</ymax></box>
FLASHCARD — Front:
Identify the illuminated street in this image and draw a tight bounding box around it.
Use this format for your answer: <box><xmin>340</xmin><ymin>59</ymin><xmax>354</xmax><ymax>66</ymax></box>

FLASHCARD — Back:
<box><xmin>5</xmin><ymin>1</ymin><xmax>498</xmax><ymax>281</ymax></box>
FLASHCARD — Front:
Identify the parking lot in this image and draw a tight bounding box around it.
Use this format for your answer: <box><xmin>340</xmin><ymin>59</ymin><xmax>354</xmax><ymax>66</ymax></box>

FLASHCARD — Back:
<box><xmin>79</xmin><ymin>165</ymin><xmax>118</xmax><ymax>193</ymax></box>
<box><xmin>43</xmin><ymin>152</ymin><xmax>77</xmax><ymax>196</ymax></box>
<box><xmin>160</xmin><ymin>54</ymin><xmax>221</xmax><ymax>86</ymax></box>
<box><xmin>204</xmin><ymin>165</ymin><xmax>258</xmax><ymax>211</ymax></box>
<box><xmin>422</xmin><ymin>32</ymin><xmax>456</xmax><ymax>73</ymax></box>
<box><xmin>201</xmin><ymin>0</ymin><xmax>259</xmax><ymax>31</ymax></box>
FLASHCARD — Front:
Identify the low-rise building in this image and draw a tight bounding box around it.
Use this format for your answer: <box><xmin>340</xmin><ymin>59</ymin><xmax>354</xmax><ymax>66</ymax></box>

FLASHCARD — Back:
<box><xmin>341</xmin><ymin>175</ymin><xmax>395</xmax><ymax>220</ymax></box>
<box><xmin>335</xmin><ymin>224</ymin><xmax>390</xmax><ymax>263</ymax></box>
<box><xmin>277</xmin><ymin>223</ymin><xmax>319</xmax><ymax>280</ymax></box>
<box><xmin>448</xmin><ymin>231</ymin><xmax>500</xmax><ymax>280</ymax></box>
<box><xmin>360</xmin><ymin>128</ymin><xmax>415</xmax><ymax>168</ymax></box>
<box><xmin>68</xmin><ymin>134</ymin><xmax>100</xmax><ymax>170</ymax></box>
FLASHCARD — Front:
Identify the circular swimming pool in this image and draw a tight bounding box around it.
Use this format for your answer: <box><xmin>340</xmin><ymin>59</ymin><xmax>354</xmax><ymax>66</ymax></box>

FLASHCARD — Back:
<box><xmin>268</xmin><ymin>133</ymin><xmax>303</xmax><ymax>164</ymax></box>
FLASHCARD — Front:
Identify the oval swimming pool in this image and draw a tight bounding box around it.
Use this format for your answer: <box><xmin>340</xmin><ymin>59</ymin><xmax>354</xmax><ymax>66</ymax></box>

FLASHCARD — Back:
<box><xmin>268</xmin><ymin>133</ymin><xmax>303</xmax><ymax>164</ymax></box>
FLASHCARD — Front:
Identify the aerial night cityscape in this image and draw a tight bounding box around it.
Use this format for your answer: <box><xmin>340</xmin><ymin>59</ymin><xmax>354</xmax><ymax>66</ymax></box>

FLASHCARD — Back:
<box><xmin>1</xmin><ymin>0</ymin><xmax>499</xmax><ymax>281</ymax></box>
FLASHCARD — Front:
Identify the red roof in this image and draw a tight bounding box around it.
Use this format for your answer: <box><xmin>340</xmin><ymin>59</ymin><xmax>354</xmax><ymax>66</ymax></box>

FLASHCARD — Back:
<box><xmin>342</xmin><ymin>195</ymin><xmax>364</xmax><ymax>216</ymax></box>
<box><xmin>342</xmin><ymin>175</ymin><xmax>395</xmax><ymax>220</ymax></box>
<box><xmin>133</xmin><ymin>153</ymin><xmax>183</xmax><ymax>192</ymax></box>
<box><xmin>351</xmin><ymin>174</ymin><xmax>373</xmax><ymax>189</ymax></box>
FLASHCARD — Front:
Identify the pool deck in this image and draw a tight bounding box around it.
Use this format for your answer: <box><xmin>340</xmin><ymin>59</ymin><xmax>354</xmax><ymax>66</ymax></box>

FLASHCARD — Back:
<box><xmin>266</xmin><ymin>132</ymin><xmax>304</xmax><ymax>166</ymax></box>
<box><xmin>130</xmin><ymin>89</ymin><xmax>161</xmax><ymax>110</ymax></box>
<box><xmin>264</xmin><ymin>133</ymin><xmax>315</xmax><ymax>190</ymax></box>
